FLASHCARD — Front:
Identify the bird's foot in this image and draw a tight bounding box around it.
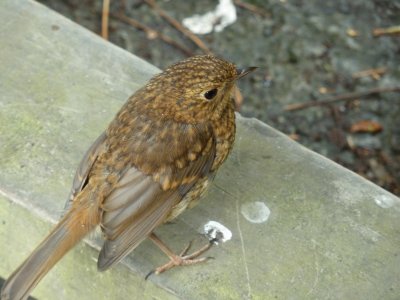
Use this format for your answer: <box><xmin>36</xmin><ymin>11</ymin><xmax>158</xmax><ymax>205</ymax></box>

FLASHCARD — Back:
<box><xmin>146</xmin><ymin>234</ymin><xmax>214</xmax><ymax>279</ymax></box>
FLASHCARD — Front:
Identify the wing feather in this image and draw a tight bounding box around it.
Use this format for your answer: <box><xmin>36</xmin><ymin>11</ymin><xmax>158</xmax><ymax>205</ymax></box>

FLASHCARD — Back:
<box><xmin>98</xmin><ymin>137</ymin><xmax>217</xmax><ymax>271</ymax></box>
<box><xmin>64</xmin><ymin>132</ymin><xmax>107</xmax><ymax>211</ymax></box>
<box><xmin>98</xmin><ymin>185</ymin><xmax>179</xmax><ymax>271</ymax></box>
<box><xmin>67</xmin><ymin>118</ymin><xmax>218</xmax><ymax>271</ymax></box>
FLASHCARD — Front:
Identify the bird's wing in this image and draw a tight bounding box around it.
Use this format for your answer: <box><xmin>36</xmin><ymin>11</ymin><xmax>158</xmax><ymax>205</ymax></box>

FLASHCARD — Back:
<box><xmin>97</xmin><ymin>134</ymin><xmax>216</xmax><ymax>271</ymax></box>
<box><xmin>64</xmin><ymin>132</ymin><xmax>107</xmax><ymax>211</ymax></box>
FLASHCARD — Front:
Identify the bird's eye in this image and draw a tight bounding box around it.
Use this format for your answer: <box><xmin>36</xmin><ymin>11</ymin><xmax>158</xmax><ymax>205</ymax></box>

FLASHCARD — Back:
<box><xmin>204</xmin><ymin>88</ymin><xmax>218</xmax><ymax>100</ymax></box>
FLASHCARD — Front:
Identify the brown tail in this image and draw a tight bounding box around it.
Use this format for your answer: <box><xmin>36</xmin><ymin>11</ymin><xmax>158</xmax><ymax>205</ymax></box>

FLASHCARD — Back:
<box><xmin>1</xmin><ymin>205</ymin><xmax>99</xmax><ymax>300</ymax></box>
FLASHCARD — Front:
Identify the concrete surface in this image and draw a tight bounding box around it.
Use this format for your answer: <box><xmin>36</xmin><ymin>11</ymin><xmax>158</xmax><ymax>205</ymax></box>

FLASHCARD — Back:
<box><xmin>0</xmin><ymin>1</ymin><xmax>399</xmax><ymax>299</ymax></box>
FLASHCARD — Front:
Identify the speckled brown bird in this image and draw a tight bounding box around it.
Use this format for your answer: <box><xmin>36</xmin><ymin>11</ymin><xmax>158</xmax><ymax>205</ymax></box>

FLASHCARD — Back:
<box><xmin>1</xmin><ymin>55</ymin><xmax>256</xmax><ymax>300</ymax></box>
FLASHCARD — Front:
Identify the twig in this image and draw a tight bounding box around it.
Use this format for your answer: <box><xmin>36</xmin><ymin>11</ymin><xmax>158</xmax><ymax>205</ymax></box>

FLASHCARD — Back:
<box><xmin>111</xmin><ymin>13</ymin><xmax>193</xmax><ymax>57</ymax></box>
<box><xmin>352</xmin><ymin>67</ymin><xmax>387</xmax><ymax>80</ymax></box>
<box><xmin>373</xmin><ymin>25</ymin><xmax>400</xmax><ymax>37</ymax></box>
<box><xmin>233</xmin><ymin>0</ymin><xmax>270</xmax><ymax>18</ymax></box>
<box><xmin>327</xmin><ymin>106</ymin><xmax>348</xmax><ymax>149</ymax></box>
<box><xmin>101</xmin><ymin>0</ymin><xmax>110</xmax><ymax>40</ymax></box>
<box><xmin>144</xmin><ymin>0</ymin><xmax>211</xmax><ymax>53</ymax></box>
<box><xmin>118</xmin><ymin>0</ymin><xmax>127</xmax><ymax>11</ymax></box>
<box><xmin>284</xmin><ymin>86</ymin><xmax>400</xmax><ymax>111</ymax></box>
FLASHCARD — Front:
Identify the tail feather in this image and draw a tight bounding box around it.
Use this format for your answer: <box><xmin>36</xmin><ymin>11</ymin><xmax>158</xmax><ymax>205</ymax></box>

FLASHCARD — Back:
<box><xmin>1</xmin><ymin>206</ymin><xmax>99</xmax><ymax>300</ymax></box>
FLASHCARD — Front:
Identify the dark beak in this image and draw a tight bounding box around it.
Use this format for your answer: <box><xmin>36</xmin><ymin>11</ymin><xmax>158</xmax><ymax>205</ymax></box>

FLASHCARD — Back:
<box><xmin>236</xmin><ymin>67</ymin><xmax>258</xmax><ymax>80</ymax></box>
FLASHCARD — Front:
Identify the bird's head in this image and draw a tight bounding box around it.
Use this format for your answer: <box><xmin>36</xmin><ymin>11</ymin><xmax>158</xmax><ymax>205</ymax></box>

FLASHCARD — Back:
<box><xmin>139</xmin><ymin>55</ymin><xmax>256</xmax><ymax>124</ymax></box>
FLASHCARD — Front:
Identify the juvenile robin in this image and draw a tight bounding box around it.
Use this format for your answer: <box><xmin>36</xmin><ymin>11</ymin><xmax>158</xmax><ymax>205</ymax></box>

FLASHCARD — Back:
<box><xmin>1</xmin><ymin>55</ymin><xmax>256</xmax><ymax>300</ymax></box>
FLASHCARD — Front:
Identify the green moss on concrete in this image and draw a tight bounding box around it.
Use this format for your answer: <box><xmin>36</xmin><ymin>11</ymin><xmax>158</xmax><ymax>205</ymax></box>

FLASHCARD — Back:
<box><xmin>0</xmin><ymin>195</ymin><xmax>178</xmax><ymax>300</ymax></box>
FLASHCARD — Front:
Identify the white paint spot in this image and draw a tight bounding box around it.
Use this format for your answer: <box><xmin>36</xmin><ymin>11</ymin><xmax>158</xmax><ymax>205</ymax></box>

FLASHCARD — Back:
<box><xmin>240</xmin><ymin>201</ymin><xmax>270</xmax><ymax>223</ymax></box>
<box><xmin>182</xmin><ymin>0</ymin><xmax>237</xmax><ymax>35</ymax></box>
<box><xmin>374</xmin><ymin>194</ymin><xmax>395</xmax><ymax>208</ymax></box>
<box><xmin>203</xmin><ymin>221</ymin><xmax>232</xmax><ymax>244</ymax></box>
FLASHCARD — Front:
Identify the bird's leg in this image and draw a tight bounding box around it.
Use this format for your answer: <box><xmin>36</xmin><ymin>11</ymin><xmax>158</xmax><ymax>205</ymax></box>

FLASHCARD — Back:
<box><xmin>148</xmin><ymin>232</ymin><xmax>213</xmax><ymax>276</ymax></box>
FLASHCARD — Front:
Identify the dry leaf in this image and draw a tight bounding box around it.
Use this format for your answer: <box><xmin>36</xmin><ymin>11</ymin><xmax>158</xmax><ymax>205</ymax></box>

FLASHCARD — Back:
<box><xmin>373</xmin><ymin>25</ymin><xmax>400</xmax><ymax>37</ymax></box>
<box><xmin>288</xmin><ymin>133</ymin><xmax>300</xmax><ymax>141</ymax></box>
<box><xmin>350</xmin><ymin>120</ymin><xmax>383</xmax><ymax>133</ymax></box>
<box><xmin>318</xmin><ymin>86</ymin><xmax>334</xmax><ymax>94</ymax></box>
<box><xmin>347</xmin><ymin>28</ymin><xmax>359</xmax><ymax>37</ymax></box>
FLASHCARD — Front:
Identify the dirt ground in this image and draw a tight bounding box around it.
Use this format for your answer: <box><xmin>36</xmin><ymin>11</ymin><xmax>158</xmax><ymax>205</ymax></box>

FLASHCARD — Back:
<box><xmin>38</xmin><ymin>0</ymin><xmax>400</xmax><ymax>195</ymax></box>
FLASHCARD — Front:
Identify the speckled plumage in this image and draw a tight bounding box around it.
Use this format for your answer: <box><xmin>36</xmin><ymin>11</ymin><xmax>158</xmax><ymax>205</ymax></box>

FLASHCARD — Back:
<box><xmin>1</xmin><ymin>55</ymin><xmax>254</xmax><ymax>300</ymax></box>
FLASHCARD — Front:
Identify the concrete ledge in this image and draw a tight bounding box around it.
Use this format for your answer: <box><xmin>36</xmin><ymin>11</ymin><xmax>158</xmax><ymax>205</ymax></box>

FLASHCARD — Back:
<box><xmin>1</xmin><ymin>1</ymin><xmax>399</xmax><ymax>299</ymax></box>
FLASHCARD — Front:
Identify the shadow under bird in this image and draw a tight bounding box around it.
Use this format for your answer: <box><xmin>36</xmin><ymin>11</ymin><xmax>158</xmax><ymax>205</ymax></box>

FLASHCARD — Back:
<box><xmin>1</xmin><ymin>55</ymin><xmax>256</xmax><ymax>300</ymax></box>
